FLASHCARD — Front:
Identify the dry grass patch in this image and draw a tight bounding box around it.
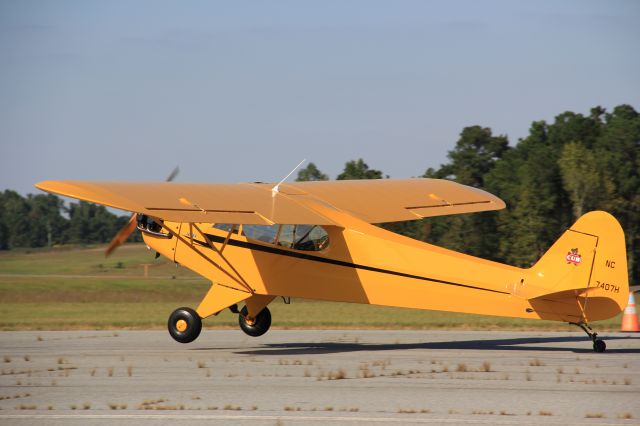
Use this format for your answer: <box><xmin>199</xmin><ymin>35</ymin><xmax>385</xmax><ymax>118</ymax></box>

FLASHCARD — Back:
<box><xmin>16</xmin><ymin>404</ymin><xmax>37</xmax><ymax>410</ymax></box>
<box><xmin>585</xmin><ymin>413</ymin><xmax>605</xmax><ymax>418</ymax></box>
<box><xmin>618</xmin><ymin>412</ymin><xmax>633</xmax><ymax>419</ymax></box>
<box><xmin>138</xmin><ymin>399</ymin><xmax>167</xmax><ymax>410</ymax></box>
<box><xmin>108</xmin><ymin>403</ymin><xmax>127</xmax><ymax>410</ymax></box>
<box><xmin>327</xmin><ymin>368</ymin><xmax>347</xmax><ymax>380</ymax></box>
<box><xmin>358</xmin><ymin>363</ymin><xmax>375</xmax><ymax>378</ymax></box>
<box><xmin>472</xmin><ymin>410</ymin><xmax>494</xmax><ymax>415</ymax></box>
<box><xmin>223</xmin><ymin>404</ymin><xmax>241</xmax><ymax>411</ymax></box>
<box><xmin>284</xmin><ymin>406</ymin><xmax>302</xmax><ymax>411</ymax></box>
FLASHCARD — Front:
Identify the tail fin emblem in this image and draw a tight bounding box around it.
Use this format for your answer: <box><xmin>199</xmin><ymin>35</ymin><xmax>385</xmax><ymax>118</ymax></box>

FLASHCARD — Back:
<box><xmin>566</xmin><ymin>248</ymin><xmax>582</xmax><ymax>265</ymax></box>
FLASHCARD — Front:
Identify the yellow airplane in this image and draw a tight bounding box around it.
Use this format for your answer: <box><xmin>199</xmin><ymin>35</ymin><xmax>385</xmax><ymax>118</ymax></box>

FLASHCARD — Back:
<box><xmin>35</xmin><ymin>177</ymin><xmax>628</xmax><ymax>352</ymax></box>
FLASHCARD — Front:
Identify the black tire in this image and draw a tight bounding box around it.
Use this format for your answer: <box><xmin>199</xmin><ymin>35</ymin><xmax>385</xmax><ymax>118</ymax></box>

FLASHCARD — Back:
<box><xmin>239</xmin><ymin>306</ymin><xmax>271</xmax><ymax>337</ymax></box>
<box><xmin>168</xmin><ymin>307</ymin><xmax>202</xmax><ymax>344</ymax></box>
<box><xmin>593</xmin><ymin>339</ymin><xmax>606</xmax><ymax>353</ymax></box>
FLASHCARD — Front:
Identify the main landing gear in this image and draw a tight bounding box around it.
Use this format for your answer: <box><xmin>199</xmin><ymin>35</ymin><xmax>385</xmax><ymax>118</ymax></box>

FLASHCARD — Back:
<box><xmin>238</xmin><ymin>306</ymin><xmax>272</xmax><ymax>337</ymax></box>
<box><xmin>168</xmin><ymin>305</ymin><xmax>272</xmax><ymax>343</ymax></box>
<box><xmin>168</xmin><ymin>307</ymin><xmax>202</xmax><ymax>344</ymax></box>
<box><xmin>571</xmin><ymin>322</ymin><xmax>606</xmax><ymax>353</ymax></box>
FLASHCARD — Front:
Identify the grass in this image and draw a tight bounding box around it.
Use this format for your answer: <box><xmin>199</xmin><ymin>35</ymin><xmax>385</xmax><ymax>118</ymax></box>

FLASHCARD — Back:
<box><xmin>0</xmin><ymin>244</ymin><xmax>624</xmax><ymax>330</ymax></box>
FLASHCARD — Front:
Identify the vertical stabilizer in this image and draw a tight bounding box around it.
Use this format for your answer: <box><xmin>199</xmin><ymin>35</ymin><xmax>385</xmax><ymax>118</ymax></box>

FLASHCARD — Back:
<box><xmin>527</xmin><ymin>211</ymin><xmax>628</xmax><ymax>322</ymax></box>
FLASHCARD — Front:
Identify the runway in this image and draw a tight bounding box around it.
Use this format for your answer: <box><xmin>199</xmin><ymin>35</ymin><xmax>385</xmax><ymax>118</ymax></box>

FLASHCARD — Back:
<box><xmin>1</xmin><ymin>330</ymin><xmax>639</xmax><ymax>425</ymax></box>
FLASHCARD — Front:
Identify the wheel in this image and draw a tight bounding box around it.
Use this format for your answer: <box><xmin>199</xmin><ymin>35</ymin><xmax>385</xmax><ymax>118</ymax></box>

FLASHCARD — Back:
<box><xmin>239</xmin><ymin>306</ymin><xmax>271</xmax><ymax>337</ymax></box>
<box><xmin>593</xmin><ymin>339</ymin><xmax>606</xmax><ymax>353</ymax></box>
<box><xmin>168</xmin><ymin>307</ymin><xmax>202</xmax><ymax>343</ymax></box>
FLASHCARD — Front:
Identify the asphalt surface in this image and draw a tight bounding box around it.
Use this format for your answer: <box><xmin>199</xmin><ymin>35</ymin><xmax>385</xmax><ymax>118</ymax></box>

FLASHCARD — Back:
<box><xmin>1</xmin><ymin>330</ymin><xmax>639</xmax><ymax>425</ymax></box>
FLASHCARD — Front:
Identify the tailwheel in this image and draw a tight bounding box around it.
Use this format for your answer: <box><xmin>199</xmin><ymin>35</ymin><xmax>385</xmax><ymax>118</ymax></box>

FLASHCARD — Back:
<box><xmin>239</xmin><ymin>306</ymin><xmax>271</xmax><ymax>337</ymax></box>
<box><xmin>593</xmin><ymin>339</ymin><xmax>606</xmax><ymax>353</ymax></box>
<box><xmin>570</xmin><ymin>322</ymin><xmax>606</xmax><ymax>353</ymax></box>
<box><xmin>168</xmin><ymin>307</ymin><xmax>202</xmax><ymax>343</ymax></box>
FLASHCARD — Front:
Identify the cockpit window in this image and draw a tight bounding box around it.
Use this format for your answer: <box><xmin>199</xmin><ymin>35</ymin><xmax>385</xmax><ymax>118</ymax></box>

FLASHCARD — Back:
<box><xmin>277</xmin><ymin>225</ymin><xmax>295</xmax><ymax>248</ymax></box>
<box><xmin>242</xmin><ymin>224</ymin><xmax>279</xmax><ymax>243</ymax></box>
<box><xmin>215</xmin><ymin>223</ymin><xmax>329</xmax><ymax>251</ymax></box>
<box><xmin>293</xmin><ymin>225</ymin><xmax>329</xmax><ymax>251</ymax></box>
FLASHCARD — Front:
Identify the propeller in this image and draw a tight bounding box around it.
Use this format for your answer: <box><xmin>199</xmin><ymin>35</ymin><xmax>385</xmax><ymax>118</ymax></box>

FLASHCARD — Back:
<box><xmin>105</xmin><ymin>166</ymin><xmax>179</xmax><ymax>257</ymax></box>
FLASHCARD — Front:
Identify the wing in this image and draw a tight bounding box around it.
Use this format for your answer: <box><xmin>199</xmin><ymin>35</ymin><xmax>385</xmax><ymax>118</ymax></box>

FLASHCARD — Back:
<box><xmin>280</xmin><ymin>178</ymin><xmax>505</xmax><ymax>223</ymax></box>
<box><xmin>35</xmin><ymin>178</ymin><xmax>505</xmax><ymax>225</ymax></box>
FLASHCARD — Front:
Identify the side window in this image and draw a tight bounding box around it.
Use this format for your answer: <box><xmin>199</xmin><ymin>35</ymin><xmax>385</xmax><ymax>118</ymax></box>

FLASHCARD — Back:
<box><xmin>220</xmin><ymin>223</ymin><xmax>330</xmax><ymax>251</ymax></box>
<box><xmin>213</xmin><ymin>223</ymin><xmax>238</xmax><ymax>234</ymax></box>
<box><xmin>277</xmin><ymin>225</ymin><xmax>295</xmax><ymax>248</ymax></box>
<box><xmin>242</xmin><ymin>224</ymin><xmax>279</xmax><ymax>243</ymax></box>
<box><xmin>293</xmin><ymin>225</ymin><xmax>329</xmax><ymax>251</ymax></box>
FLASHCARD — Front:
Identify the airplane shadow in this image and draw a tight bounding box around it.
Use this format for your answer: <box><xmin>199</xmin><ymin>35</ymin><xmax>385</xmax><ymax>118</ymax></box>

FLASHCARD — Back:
<box><xmin>228</xmin><ymin>334</ymin><xmax>640</xmax><ymax>356</ymax></box>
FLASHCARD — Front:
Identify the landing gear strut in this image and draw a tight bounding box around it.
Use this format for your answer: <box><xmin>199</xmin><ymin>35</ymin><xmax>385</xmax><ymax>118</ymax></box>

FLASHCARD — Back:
<box><xmin>571</xmin><ymin>322</ymin><xmax>606</xmax><ymax>353</ymax></box>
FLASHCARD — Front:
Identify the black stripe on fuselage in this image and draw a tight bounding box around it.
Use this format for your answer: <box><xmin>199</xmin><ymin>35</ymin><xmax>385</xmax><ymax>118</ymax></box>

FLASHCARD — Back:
<box><xmin>196</xmin><ymin>233</ymin><xmax>509</xmax><ymax>295</ymax></box>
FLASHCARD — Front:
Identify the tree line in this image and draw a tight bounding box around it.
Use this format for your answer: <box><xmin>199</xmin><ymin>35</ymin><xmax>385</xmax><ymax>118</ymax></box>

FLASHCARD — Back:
<box><xmin>0</xmin><ymin>104</ymin><xmax>637</xmax><ymax>282</ymax></box>
<box><xmin>0</xmin><ymin>193</ymin><xmax>139</xmax><ymax>249</ymax></box>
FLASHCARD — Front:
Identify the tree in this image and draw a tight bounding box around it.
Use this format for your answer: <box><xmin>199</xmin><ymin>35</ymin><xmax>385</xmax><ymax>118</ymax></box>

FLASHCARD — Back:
<box><xmin>423</xmin><ymin>126</ymin><xmax>509</xmax><ymax>258</ymax></box>
<box><xmin>0</xmin><ymin>190</ymin><xmax>32</xmax><ymax>248</ymax></box>
<box><xmin>0</xmin><ymin>205</ymin><xmax>8</xmax><ymax>250</ymax></box>
<box><xmin>66</xmin><ymin>201</ymin><xmax>122</xmax><ymax>245</ymax></box>
<box><xmin>486</xmin><ymin>119</ymin><xmax>569</xmax><ymax>266</ymax></box>
<box><xmin>336</xmin><ymin>159</ymin><xmax>384</xmax><ymax>180</ymax></box>
<box><xmin>25</xmin><ymin>194</ymin><xmax>69</xmax><ymax>247</ymax></box>
<box><xmin>592</xmin><ymin>105</ymin><xmax>640</xmax><ymax>284</ymax></box>
<box><xmin>295</xmin><ymin>162</ymin><xmax>329</xmax><ymax>182</ymax></box>
<box><xmin>558</xmin><ymin>141</ymin><xmax>614</xmax><ymax>218</ymax></box>
<box><xmin>437</xmin><ymin>126</ymin><xmax>509</xmax><ymax>187</ymax></box>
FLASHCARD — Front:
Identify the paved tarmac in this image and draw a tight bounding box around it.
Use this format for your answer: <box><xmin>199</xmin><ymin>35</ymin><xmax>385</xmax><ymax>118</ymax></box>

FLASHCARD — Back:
<box><xmin>0</xmin><ymin>330</ymin><xmax>639</xmax><ymax>425</ymax></box>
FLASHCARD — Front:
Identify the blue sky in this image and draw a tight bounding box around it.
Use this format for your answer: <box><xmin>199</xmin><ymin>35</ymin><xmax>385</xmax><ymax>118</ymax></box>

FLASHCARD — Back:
<box><xmin>1</xmin><ymin>0</ymin><xmax>639</xmax><ymax>195</ymax></box>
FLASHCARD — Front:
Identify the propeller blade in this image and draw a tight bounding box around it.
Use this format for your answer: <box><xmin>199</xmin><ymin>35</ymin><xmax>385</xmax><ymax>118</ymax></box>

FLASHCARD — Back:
<box><xmin>105</xmin><ymin>214</ymin><xmax>137</xmax><ymax>257</ymax></box>
<box><xmin>166</xmin><ymin>166</ymin><xmax>179</xmax><ymax>182</ymax></box>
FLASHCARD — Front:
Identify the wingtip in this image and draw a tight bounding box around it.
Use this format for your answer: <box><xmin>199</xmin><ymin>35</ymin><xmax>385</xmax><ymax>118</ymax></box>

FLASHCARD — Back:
<box><xmin>34</xmin><ymin>181</ymin><xmax>50</xmax><ymax>191</ymax></box>
<box><xmin>34</xmin><ymin>180</ymin><xmax>72</xmax><ymax>196</ymax></box>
